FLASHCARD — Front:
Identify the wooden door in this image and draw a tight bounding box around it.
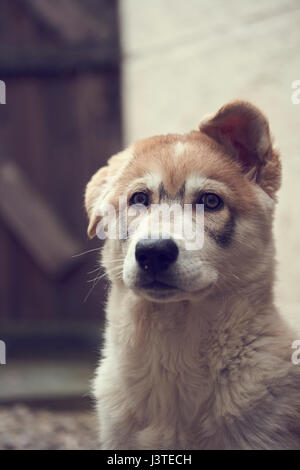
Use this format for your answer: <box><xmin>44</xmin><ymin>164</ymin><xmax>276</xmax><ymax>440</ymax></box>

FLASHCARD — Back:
<box><xmin>0</xmin><ymin>0</ymin><xmax>122</xmax><ymax>329</ymax></box>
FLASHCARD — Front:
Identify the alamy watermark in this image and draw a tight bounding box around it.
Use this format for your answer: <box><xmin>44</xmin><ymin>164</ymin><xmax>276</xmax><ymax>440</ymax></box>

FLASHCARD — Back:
<box><xmin>0</xmin><ymin>80</ymin><xmax>6</xmax><ymax>104</ymax></box>
<box><xmin>291</xmin><ymin>340</ymin><xmax>300</xmax><ymax>365</ymax></box>
<box><xmin>0</xmin><ymin>340</ymin><xmax>6</xmax><ymax>365</ymax></box>
<box><xmin>291</xmin><ymin>80</ymin><xmax>300</xmax><ymax>104</ymax></box>
<box><xmin>95</xmin><ymin>196</ymin><xmax>205</xmax><ymax>251</ymax></box>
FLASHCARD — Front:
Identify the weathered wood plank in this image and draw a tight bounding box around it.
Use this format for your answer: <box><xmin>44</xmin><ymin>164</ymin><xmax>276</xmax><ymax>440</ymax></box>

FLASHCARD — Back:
<box><xmin>0</xmin><ymin>160</ymin><xmax>83</xmax><ymax>279</ymax></box>
<box><xmin>0</xmin><ymin>45</ymin><xmax>120</xmax><ymax>77</ymax></box>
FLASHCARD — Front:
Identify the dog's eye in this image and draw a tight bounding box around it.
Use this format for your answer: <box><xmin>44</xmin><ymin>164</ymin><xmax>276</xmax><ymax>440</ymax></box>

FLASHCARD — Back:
<box><xmin>129</xmin><ymin>192</ymin><xmax>149</xmax><ymax>206</ymax></box>
<box><xmin>199</xmin><ymin>193</ymin><xmax>223</xmax><ymax>211</ymax></box>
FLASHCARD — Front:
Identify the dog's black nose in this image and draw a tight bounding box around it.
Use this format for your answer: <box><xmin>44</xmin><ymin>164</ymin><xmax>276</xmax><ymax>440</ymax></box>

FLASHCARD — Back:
<box><xmin>135</xmin><ymin>238</ymin><xmax>179</xmax><ymax>274</ymax></box>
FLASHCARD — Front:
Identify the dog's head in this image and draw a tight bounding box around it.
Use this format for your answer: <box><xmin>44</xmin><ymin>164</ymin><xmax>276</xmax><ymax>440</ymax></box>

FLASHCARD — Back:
<box><xmin>85</xmin><ymin>101</ymin><xmax>281</xmax><ymax>302</ymax></box>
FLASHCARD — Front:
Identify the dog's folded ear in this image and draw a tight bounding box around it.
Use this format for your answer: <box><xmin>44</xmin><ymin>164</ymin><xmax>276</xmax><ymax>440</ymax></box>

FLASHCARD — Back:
<box><xmin>85</xmin><ymin>149</ymin><xmax>131</xmax><ymax>238</ymax></box>
<box><xmin>199</xmin><ymin>100</ymin><xmax>281</xmax><ymax>197</ymax></box>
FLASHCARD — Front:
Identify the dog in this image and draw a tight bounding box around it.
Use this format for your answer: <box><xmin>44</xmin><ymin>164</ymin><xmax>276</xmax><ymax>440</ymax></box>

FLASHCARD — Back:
<box><xmin>85</xmin><ymin>100</ymin><xmax>300</xmax><ymax>449</ymax></box>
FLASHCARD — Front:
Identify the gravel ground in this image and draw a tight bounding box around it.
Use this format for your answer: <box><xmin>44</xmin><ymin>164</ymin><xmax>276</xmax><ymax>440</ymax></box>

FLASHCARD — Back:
<box><xmin>0</xmin><ymin>404</ymin><xmax>99</xmax><ymax>450</ymax></box>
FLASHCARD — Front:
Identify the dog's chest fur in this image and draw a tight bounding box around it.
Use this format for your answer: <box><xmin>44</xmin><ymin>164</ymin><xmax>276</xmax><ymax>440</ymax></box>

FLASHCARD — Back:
<box><xmin>94</xmin><ymin>285</ymin><xmax>300</xmax><ymax>449</ymax></box>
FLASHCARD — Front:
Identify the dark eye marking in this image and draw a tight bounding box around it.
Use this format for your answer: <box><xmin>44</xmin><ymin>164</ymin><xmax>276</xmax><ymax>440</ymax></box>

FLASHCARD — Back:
<box><xmin>206</xmin><ymin>212</ymin><xmax>236</xmax><ymax>248</ymax></box>
<box><xmin>129</xmin><ymin>192</ymin><xmax>149</xmax><ymax>206</ymax></box>
<box><xmin>158</xmin><ymin>183</ymin><xmax>168</xmax><ymax>202</ymax></box>
<box><xmin>175</xmin><ymin>182</ymin><xmax>185</xmax><ymax>201</ymax></box>
<box><xmin>159</xmin><ymin>182</ymin><xmax>185</xmax><ymax>203</ymax></box>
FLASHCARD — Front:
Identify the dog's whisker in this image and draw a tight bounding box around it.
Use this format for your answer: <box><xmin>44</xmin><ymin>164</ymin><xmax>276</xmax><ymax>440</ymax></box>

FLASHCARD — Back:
<box><xmin>87</xmin><ymin>266</ymin><xmax>102</xmax><ymax>275</ymax></box>
<box><xmin>84</xmin><ymin>273</ymin><xmax>107</xmax><ymax>302</ymax></box>
<box><xmin>84</xmin><ymin>265</ymin><xmax>122</xmax><ymax>302</ymax></box>
<box><xmin>87</xmin><ymin>265</ymin><xmax>123</xmax><ymax>284</ymax></box>
<box><xmin>84</xmin><ymin>265</ymin><xmax>124</xmax><ymax>302</ymax></box>
<box><xmin>73</xmin><ymin>247</ymin><xmax>101</xmax><ymax>258</ymax></box>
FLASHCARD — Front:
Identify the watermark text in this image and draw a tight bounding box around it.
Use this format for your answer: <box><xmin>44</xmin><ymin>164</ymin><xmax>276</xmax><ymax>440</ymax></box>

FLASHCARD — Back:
<box><xmin>291</xmin><ymin>340</ymin><xmax>300</xmax><ymax>365</ymax></box>
<box><xmin>0</xmin><ymin>80</ymin><xmax>6</xmax><ymax>104</ymax></box>
<box><xmin>95</xmin><ymin>196</ymin><xmax>205</xmax><ymax>251</ymax></box>
<box><xmin>291</xmin><ymin>80</ymin><xmax>300</xmax><ymax>104</ymax></box>
<box><xmin>0</xmin><ymin>340</ymin><xmax>6</xmax><ymax>365</ymax></box>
